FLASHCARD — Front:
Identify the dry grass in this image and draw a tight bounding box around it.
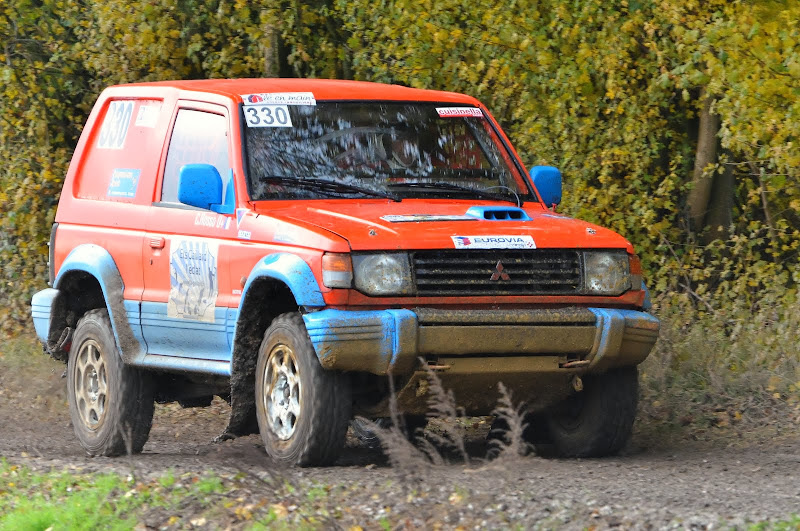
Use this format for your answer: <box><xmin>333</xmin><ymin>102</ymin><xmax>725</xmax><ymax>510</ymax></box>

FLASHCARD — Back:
<box><xmin>638</xmin><ymin>295</ymin><xmax>800</xmax><ymax>444</ymax></box>
<box><xmin>486</xmin><ymin>383</ymin><xmax>531</xmax><ymax>460</ymax></box>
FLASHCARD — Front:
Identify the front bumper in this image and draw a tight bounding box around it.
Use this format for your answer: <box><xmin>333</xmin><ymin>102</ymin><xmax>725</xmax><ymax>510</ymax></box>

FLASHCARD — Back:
<box><xmin>303</xmin><ymin>307</ymin><xmax>659</xmax><ymax>375</ymax></box>
<box><xmin>31</xmin><ymin>288</ymin><xmax>60</xmax><ymax>344</ymax></box>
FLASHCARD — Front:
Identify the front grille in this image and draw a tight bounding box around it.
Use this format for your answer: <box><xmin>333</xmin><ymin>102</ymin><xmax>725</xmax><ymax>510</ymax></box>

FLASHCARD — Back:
<box><xmin>412</xmin><ymin>249</ymin><xmax>582</xmax><ymax>296</ymax></box>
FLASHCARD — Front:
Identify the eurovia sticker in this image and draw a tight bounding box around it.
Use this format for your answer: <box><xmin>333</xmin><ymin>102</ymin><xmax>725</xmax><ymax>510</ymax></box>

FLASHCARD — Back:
<box><xmin>242</xmin><ymin>92</ymin><xmax>316</xmax><ymax>106</ymax></box>
<box><xmin>452</xmin><ymin>235</ymin><xmax>536</xmax><ymax>249</ymax></box>
<box><xmin>436</xmin><ymin>107</ymin><xmax>483</xmax><ymax>118</ymax></box>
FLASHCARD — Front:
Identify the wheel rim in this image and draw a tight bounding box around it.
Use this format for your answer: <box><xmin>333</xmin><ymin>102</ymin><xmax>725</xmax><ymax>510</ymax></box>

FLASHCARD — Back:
<box><xmin>262</xmin><ymin>343</ymin><xmax>301</xmax><ymax>441</ymax></box>
<box><xmin>73</xmin><ymin>339</ymin><xmax>108</xmax><ymax>431</ymax></box>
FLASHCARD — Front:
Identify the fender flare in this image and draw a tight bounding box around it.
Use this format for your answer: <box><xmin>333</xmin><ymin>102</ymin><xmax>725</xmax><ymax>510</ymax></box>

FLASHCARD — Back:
<box><xmin>55</xmin><ymin>244</ymin><xmax>145</xmax><ymax>363</ymax></box>
<box><xmin>238</xmin><ymin>252</ymin><xmax>325</xmax><ymax>311</ymax></box>
<box><xmin>223</xmin><ymin>253</ymin><xmax>325</xmax><ymax>438</ymax></box>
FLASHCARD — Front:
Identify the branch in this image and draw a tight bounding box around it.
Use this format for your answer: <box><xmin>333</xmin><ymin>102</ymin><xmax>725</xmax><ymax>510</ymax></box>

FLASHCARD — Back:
<box><xmin>748</xmin><ymin>161</ymin><xmax>776</xmax><ymax>241</ymax></box>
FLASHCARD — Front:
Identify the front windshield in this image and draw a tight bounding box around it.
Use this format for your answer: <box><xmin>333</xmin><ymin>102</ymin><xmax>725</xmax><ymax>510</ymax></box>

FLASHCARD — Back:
<box><xmin>243</xmin><ymin>102</ymin><xmax>532</xmax><ymax>202</ymax></box>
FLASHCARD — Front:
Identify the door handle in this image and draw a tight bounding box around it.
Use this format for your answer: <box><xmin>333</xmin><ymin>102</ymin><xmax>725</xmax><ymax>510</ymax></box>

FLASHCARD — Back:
<box><xmin>149</xmin><ymin>237</ymin><xmax>165</xmax><ymax>249</ymax></box>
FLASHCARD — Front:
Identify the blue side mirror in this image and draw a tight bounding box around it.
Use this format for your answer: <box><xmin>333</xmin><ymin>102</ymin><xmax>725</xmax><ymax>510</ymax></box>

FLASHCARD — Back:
<box><xmin>530</xmin><ymin>165</ymin><xmax>562</xmax><ymax>208</ymax></box>
<box><xmin>178</xmin><ymin>164</ymin><xmax>223</xmax><ymax>209</ymax></box>
<box><xmin>211</xmin><ymin>169</ymin><xmax>235</xmax><ymax>215</ymax></box>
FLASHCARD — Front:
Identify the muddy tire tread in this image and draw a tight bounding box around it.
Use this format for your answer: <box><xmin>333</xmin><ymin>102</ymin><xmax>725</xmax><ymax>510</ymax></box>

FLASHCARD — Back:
<box><xmin>68</xmin><ymin>309</ymin><xmax>154</xmax><ymax>456</ymax></box>
<box><xmin>257</xmin><ymin>312</ymin><xmax>351</xmax><ymax>466</ymax></box>
<box><xmin>541</xmin><ymin>366</ymin><xmax>638</xmax><ymax>458</ymax></box>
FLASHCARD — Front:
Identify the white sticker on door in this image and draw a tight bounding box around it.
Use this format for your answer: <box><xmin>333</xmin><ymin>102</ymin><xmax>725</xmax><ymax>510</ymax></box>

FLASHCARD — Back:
<box><xmin>168</xmin><ymin>238</ymin><xmax>219</xmax><ymax>322</ymax></box>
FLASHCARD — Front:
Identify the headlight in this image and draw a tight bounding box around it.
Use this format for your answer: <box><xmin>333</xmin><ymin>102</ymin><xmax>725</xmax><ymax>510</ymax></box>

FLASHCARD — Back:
<box><xmin>352</xmin><ymin>253</ymin><xmax>413</xmax><ymax>295</ymax></box>
<box><xmin>583</xmin><ymin>251</ymin><xmax>631</xmax><ymax>295</ymax></box>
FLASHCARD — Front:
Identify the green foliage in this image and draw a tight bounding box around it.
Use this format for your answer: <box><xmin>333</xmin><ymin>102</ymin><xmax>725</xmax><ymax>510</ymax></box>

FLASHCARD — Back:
<box><xmin>2</xmin><ymin>0</ymin><xmax>800</xmax><ymax>335</ymax></box>
<box><xmin>749</xmin><ymin>514</ymin><xmax>800</xmax><ymax>531</ymax></box>
<box><xmin>0</xmin><ymin>0</ymin><xmax>266</xmax><ymax>333</ymax></box>
<box><xmin>0</xmin><ymin>460</ymin><xmax>137</xmax><ymax>530</ymax></box>
<box><xmin>272</xmin><ymin>0</ymin><xmax>800</xmax><ymax>312</ymax></box>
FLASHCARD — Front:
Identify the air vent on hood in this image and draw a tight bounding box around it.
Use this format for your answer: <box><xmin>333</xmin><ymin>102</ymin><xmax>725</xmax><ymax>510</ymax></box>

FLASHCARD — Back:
<box><xmin>465</xmin><ymin>206</ymin><xmax>531</xmax><ymax>221</ymax></box>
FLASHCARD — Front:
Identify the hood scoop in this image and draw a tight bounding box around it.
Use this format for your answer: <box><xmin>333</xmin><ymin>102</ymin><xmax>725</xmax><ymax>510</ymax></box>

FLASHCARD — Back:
<box><xmin>380</xmin><ymin>206</ymin><xmax>531</xmax><ymax>223</ymax></box>
<box><xmin>465</xmin><ymin>206</ymin><xmax>531</xmax><ymax>221</ymax></box>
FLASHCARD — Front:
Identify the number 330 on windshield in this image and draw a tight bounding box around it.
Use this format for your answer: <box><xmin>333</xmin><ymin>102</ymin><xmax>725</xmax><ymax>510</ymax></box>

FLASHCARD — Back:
<box><xmin>245</xmin><ymin>105</ymin><xmax>293</xmax><ymax>128</ymax></box>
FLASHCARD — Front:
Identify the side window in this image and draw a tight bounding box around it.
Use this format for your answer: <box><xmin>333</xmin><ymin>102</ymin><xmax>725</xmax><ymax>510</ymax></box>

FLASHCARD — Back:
<box><xmin>161</xmin><ymin>109</ymin><xmax>230</xmax><ymax>204</ymax></box>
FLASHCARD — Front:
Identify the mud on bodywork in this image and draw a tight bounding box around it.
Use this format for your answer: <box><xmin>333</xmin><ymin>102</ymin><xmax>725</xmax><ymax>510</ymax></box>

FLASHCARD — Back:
<box><xmin>221</xmin><ymin>279</ymin><xmax>298</xmax><ymax>439</ymax></box>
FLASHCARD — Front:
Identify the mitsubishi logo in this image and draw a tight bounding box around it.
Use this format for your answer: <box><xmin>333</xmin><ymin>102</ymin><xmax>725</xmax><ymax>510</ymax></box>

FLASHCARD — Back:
<box><xmin>490</xmin><ymin>260</ymin><xmax>510</xmax><ymax>281</ymax></box>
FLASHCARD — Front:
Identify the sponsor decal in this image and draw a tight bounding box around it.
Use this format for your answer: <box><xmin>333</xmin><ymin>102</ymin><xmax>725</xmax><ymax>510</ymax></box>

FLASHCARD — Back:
<box><xmin>134</xmin><ymin>104</ymin><xmax>160</xmax><ymax>128</ymax></box>
<box><xmin>586</xmin><ymin>227</ymin><xmax>597</xmax><ymax>235</ymax></box>
<box><xmin>238</xmin><ymin>229</ymin><xmax>252</xmax><ymax>240</ymax></box>
<box><xmin>236</xmin><ymin>208</ymin><xmax>247</xmax><ymax>227</ymax></box>
<box><xmin>436</xmin><ymin>107</ymin><xmax>483</xmax><ymax>118</ymax></box>
<box><xmin>168</xmin><ymin>238</ymin><xmax>219</xmax><ymax>323</ymax></box>
<box><xmin>97</xmin><ymin>100</ymin><xmax>134</xmax><ymax>149</ymax></box>
<box><xmin>194</xmin><ymin>212</ymin><xmax>231</xmax><ymax>230</ymax></box>
<box><xmin>241</xmin><ymin>92</ymin><xmax>316</xmax><ymax>106</ymax></box>
<box><xmin>381</xmin><ymin>214</ymin><xmax>474</xmax><ymax>222</ymax></box>
<box><xmin>274</xmin><ymin>231</ymin><xmax>296</xmax><ymax>244</ymax></box>
<box><xmin>244</xmin><ymin>104</ymin><xmax>293</xmax><ymax>128</ymax></box>
<box><xmin>451</xmin><ymin>235</ymin><xmax>536</xmax><ymax>249</ymax></box>
<box><xmin>107</xmin><ymin>168</ymin><xmax>140</xmax><ymax>198</ymax></box>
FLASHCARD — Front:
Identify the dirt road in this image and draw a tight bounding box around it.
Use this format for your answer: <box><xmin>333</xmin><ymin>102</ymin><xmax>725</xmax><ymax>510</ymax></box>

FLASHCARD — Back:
<box><xmin>1</xmin><ymin>343</ymin><xmax>798</xmax><ymax>529</ymax></box>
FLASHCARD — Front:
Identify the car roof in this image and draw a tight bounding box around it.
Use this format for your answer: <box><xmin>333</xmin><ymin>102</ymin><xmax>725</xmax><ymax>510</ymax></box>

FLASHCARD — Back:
<box><xmin>114</xmin><ymin>78</ymin><xmax>481</xmax><ymax>105</ymax></box>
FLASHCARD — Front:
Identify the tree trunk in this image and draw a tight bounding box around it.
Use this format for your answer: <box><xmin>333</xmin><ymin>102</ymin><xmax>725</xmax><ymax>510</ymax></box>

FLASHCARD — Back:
<box><xmin>263</xmin><ymin>26</ymin><xmax>280</xmax><ymax>78</ymax></box>
<box><xmin>703</xmin><ymin>156</ymin><xmax>734</xmax><ymax>243</ymax></box>
<box><xmin>687</xmin><ymin>92</ymin><xmax>720</xmax><ymax>232</ymax></box>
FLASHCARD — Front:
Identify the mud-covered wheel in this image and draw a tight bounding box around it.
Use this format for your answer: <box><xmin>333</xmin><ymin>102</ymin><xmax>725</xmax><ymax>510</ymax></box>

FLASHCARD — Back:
<box><xmin>402</xmin><ymin>414</ymin><xmax>428</xmax><ymax>441</ymax></box>
<box><xmin>67</xmin><ymin>309</ymin><xmax>155</xmax><ymax>456</ymax></box>
<box><xmin>350</xmin><ymin>417</ymin><xmax>391</xmax><ymax>448</ymax></box>
<box><xmin>538</xmin><ymin>366</ymin><xmax>638</xmax><ymax>457</ymax></box>
<box><xmin>486</xmin><ymin>413</ymin><xmax>547</xmax><ymax>458</ymax></box>
<box><xmin>255</xmin><ymin>313</ymin><xmax>351</xmax><ymax>466</ymax></box>
<box><xmin>351</xmin><ymin>415</ymin><xmax>426</xmax><ymax>447</ymax></box>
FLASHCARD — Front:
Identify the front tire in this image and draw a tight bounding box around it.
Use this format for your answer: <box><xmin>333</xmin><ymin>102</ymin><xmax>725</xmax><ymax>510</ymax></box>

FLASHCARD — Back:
<box><xmin>67</xmin><ymin>309</ymin><xmax>154</xmax><ymax>456</ymax></box>
<box><xmin>538</xmin><ymin>366</ymin><xmax>639</xmax><ymax>457</ymax></box>
<box><xmin>255</xmin><ymin>313</ymin><xmax>351</xmax><ymax>466</ymax></box>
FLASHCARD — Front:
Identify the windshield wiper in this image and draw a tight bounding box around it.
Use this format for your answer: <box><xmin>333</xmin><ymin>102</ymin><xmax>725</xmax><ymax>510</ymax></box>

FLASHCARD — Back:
<box><xmin>388</xmin><ymin>181</ymin><xmax>517</xmax><ymax>204</ymax></box>
<box><xmin>260</xmin><ymin>175</ymin><xmax>401</xmax><ymax>202</ymax></box>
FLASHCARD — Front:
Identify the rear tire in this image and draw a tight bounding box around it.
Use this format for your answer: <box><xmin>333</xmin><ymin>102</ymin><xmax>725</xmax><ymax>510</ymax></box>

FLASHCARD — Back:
<box><xmin>537</xmin><ymin>366</ymin><xmax>638</xmax><ymax>457</ymax></box>
<box><xmin>67</xmin><ymin>309</ymin><xmax>154</xmax><ymax>456</ymax></box>
<box><xmin>255</xmin><ymin>313</ymin><xmax>351</xmax><ymax>466</ymax></box>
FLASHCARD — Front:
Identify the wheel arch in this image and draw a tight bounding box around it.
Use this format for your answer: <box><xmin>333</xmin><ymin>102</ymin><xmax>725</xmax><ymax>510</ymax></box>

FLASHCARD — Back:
<box><xmin>225</xmin><ymin>253</ymin><xmax>319</xmax><ymax>438</ymax></box>
<box><xmin>52</xmin><ymin>244</ymin><xmax>145</xmax><ymax>363</ymax></box>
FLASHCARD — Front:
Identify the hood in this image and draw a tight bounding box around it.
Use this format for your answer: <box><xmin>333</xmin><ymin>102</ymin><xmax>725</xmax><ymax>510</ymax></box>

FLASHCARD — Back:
<box><xmin>248</xmin><ymin>199</ymin><xmax>634</xmax><ymax>253</ymax></box>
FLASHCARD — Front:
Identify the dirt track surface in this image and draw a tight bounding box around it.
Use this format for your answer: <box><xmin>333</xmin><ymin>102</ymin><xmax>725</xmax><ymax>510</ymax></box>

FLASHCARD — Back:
<box><xmin>1</xmin><ymin>348</ymin><xmax>799</xmax><ymax>529</ymax></box>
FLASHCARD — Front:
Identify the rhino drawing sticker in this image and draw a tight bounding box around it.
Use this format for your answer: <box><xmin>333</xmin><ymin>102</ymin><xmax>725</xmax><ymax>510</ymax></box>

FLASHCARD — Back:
<box><xmin>168</xmin><ymin>238</ymin><xmax>219</xmax><ymax>322</ymax></box>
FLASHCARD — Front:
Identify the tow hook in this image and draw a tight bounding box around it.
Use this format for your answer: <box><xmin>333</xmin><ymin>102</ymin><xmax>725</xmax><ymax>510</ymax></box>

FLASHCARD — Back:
<box><xmin>572</xmin><ymin>375</ymin><xmax>584</xmax><ymax>392</ymax></box>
